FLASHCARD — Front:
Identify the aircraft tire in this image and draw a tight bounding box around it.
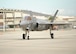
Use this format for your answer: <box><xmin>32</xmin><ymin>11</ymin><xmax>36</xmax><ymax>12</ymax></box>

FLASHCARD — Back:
<box><xmin>27</xmin><ymin>36</ymin><xmax>29</xmax><ymax>40</ymax></box>
<box><xmin>51</xmin><ymin>33</ymin><xmax>54</xmax><ymax>39</ymax></box>
<box><xmin>23</xmin><ymin>34</ymin><xmax>25</xmax><ymax>39</ymax></box>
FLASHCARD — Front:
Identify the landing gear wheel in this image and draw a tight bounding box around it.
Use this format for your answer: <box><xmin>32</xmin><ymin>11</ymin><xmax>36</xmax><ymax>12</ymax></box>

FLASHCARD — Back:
<box><xmin>27</xmin><ymin>36</ymin><xmax>29</xmax><ymax>40</ymax></box>
<box><xmin>51</xmin><ymin>33</ymin><xmax>54</xmax><ymax>39</ymax></box>
<box><xmin>23</xmin><ymin>34</ymin><xmax>25</xmax><ymax>39</ymax></box>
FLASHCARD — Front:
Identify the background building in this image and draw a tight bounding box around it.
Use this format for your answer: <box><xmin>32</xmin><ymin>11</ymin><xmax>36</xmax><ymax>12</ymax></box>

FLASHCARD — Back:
<box><xmin>0</xmin><ymin>8</ymin><xmax>50</xmax><ymax>31</ymax></box>
<box><xmin>56</xmin><ymin>16</ymin><xmax>76</xmax><ymax>29</ymax></box>
<box><xmin>0</xmin><ymin>8</ymin><xmax>76</xmax><ymax>31</ymax></box>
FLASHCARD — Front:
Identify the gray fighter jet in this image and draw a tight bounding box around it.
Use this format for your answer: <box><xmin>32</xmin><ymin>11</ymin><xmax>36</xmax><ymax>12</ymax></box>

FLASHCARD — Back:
<box><xmin>20</xmin><ymin>10</ymin><xmax>70</xmax><ymax>40</ymax></box>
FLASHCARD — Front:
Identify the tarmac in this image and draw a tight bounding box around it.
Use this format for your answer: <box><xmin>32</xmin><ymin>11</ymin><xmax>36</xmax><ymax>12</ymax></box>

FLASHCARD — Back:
<box><xmin>0</xmin><ymin>29</ymin><xmax>76</xmax><ymax>54</ymax></box>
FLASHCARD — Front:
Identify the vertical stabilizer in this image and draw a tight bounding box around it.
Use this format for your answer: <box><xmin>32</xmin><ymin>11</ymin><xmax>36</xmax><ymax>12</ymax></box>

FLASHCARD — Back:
<box><xmin>51</xmin><ymin>10</ymin><xmax>59</xmax><ymax>22</ymax></box>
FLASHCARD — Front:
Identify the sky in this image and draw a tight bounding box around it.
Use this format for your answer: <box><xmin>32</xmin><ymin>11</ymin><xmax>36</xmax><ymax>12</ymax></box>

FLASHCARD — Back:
<box><xmin>0</xmin><ymin>0</ymin><xmax>76</xmax><ymax>16</ymax></box>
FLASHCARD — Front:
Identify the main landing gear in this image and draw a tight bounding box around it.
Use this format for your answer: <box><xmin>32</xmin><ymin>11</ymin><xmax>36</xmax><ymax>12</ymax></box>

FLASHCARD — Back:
<box><xmin>50</xmin><ymin>26</ymin><xmax>54</xmax><ymax>39</ymax></box>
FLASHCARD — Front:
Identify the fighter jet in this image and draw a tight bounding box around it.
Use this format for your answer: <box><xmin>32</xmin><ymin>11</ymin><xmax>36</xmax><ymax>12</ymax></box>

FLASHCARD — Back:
<box><xmin>20</xmin><ymin>10</ymin><xmax>70</xmax><ymax>40</ymax></box>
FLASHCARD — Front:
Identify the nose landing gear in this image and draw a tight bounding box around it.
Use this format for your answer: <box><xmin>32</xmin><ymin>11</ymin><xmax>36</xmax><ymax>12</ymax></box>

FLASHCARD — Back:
<box><xmin>22</xmin><ymin>34</ymin><xmax>29</xmax><ymax>40</ymax></box>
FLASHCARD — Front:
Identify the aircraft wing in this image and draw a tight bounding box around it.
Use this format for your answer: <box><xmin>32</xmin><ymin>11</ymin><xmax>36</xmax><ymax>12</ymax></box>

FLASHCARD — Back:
<box><xmin>38</xmin><ymin>21</ymin><xmax>71</xmax><ymax>25</ymax></box>
<box><xmin>50</xmin><ymin>22</ymin><xmax>71</xmax><ymax>25</ymax></box>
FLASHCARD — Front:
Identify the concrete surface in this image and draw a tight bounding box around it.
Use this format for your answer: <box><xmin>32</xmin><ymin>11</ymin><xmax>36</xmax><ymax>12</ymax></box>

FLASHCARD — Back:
<box><xmin>0</xmin><ymin>29</ymin><xmax>76</xmax><ymax>54</ymax></box>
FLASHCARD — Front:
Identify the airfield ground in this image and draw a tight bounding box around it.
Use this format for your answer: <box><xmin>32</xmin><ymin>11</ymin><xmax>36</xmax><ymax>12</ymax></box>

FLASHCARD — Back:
<box><xmin>0</xmin><ymin>29</ymin><xmax>76</xmax><ymax>54</ymax></box>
